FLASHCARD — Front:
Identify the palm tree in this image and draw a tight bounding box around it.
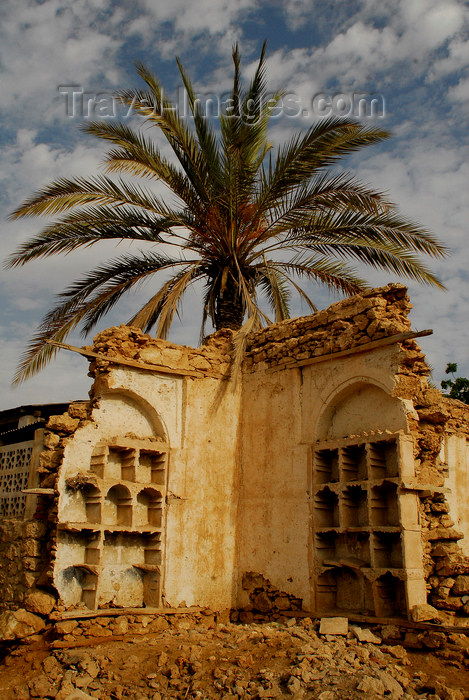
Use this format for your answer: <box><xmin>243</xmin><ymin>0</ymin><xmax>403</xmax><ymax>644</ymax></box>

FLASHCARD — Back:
<box><xmin>7</xmin><ymin>43</ymin><xmax>446</xmax><ymax>384</ymax></box>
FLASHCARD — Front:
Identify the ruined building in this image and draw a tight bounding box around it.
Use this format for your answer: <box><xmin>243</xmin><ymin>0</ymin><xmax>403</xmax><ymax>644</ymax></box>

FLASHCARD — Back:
<box><xmin>1</xmin><ymin>283</ymin><xmax>469</xmax><ymax>626</ymax></box>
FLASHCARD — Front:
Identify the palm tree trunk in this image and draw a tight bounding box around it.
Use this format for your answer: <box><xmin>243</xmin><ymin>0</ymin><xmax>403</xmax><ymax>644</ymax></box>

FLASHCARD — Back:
<box><xmin>214</xmin><ymin>278</ymin><xmax>245</xmax><ymax>331</ymax></box>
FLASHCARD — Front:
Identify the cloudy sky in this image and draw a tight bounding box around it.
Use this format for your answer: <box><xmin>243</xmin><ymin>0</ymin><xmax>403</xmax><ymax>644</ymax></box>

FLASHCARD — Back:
<box><xmin>1</xmin><ymin>0</ymin><xmax>468</xmax><ymax>410</ymax></box>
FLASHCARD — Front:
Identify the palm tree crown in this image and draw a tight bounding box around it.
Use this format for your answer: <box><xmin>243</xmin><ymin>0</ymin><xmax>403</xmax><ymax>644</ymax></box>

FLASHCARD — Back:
<box><xmin>7</xmin><ymin>43</ymin><xmax>446</xmax><ymax>384</ymax></box>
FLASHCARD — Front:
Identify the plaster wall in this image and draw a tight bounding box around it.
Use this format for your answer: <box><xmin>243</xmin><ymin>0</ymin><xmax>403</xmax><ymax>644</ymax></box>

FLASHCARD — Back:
<box><xmin>237</xmin><ymin>343</ymin><xmax>425</xmax><ymax>612</ymax></box>
<box><xmin>55</xmin><ymin>368</ymin><xmax>241</xmax><ymax>611</ymax></box>
<box><xmin>444</xmin><ymin>435</ymin><xmax>469</xmax><ymax>556</ymax></box>
<box><xmin>301</xmin><ymin>345</ymin><xmax>408</xmax><ymax>442</ymax></box>
<box><xmin>236</xmin><ymin>369</ymin><xmax>310</xmax><ymax>607</ymax></box>
<box><xmin>162</xmin><ymin>376</ymin><xmax>241</xmax><ymax>609</ymax></box>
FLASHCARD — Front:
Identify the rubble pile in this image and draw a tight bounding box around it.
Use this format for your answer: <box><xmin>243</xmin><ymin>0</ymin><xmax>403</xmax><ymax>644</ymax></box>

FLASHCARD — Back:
<box><xmin>1</xmin><ymin>616</ymin><xmax>468</xmax><ymax>699</ymax></box>
<box><xmin>234</xmin><ymin>572</ymin><xmax>303</xmax><ymax>620</ymax></box>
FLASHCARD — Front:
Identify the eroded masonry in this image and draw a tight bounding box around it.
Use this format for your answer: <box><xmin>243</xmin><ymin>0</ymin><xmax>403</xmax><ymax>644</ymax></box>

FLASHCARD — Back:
<box><xmin>1</xmin><ymin>283</ymin><xmax>469</xmax><ymax>626</ymax></box>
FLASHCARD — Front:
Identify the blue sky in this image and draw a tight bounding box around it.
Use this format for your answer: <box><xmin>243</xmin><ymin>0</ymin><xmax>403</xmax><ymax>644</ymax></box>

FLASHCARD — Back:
<box><xmin>1</xmin><ymin>0</ymin><xmax>468</xmax><ymax>409</ymax></box>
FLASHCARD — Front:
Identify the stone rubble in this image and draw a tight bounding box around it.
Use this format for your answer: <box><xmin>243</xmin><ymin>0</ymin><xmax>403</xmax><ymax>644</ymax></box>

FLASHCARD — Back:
<box><xmin>0</xmin><ymin>616</ymin><xmax>468</xmax><ymax>700</ymax></box>
<box><xmin>244</xmin><ymin>283</ymin><xmax>414</xmax><ymax>372</ymax></box>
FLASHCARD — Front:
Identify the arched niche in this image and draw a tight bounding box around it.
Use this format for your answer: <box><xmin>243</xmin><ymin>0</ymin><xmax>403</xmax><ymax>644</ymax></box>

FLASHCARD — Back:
<box><xmin>315</xmin><ymin>379</ymin><xmax>407</xmax><ymax>441</ymax></box>
<box><xmin>97</xmin><ymin>566</ymin><xmax>144</xmax><ymax>608</ymax></box>
<box><xmin>135</xmin><ymin>488</ymin><xmax>163</xmax><ymax>527</ymax></box>
<box><xmin>58</xmin><ymin>566</ymin><xmax>98</xmax><ymax>609</ymax></box>
<box><xmin>84</xmin><ymin>485</ymin><xmax>101</xmax><ymax>524</ymax></box>
<box><xmin>94</xmin><ymin>390</ymin><xmax>168</xmax><ymax>442</ymax></box>
<box><xmin>103</xmin><ymin>484</ymin><xmax>132</xmax><ymax>526</ymax></box>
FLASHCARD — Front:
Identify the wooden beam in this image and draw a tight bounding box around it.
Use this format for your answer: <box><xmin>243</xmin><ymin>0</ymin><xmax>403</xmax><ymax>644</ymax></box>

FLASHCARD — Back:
<box><xmin>264</xmin><ymin>329</ymin><xmax>433</xmax><ymax>374</ymax></box>
<box><xmin>50</xmin><ymin>606</ymin><xmax>204</xmax><ymax>621</ymax></box>
<box><xmin>46</xmin><ymin>339</ymin><xmax>227</xmax><ymax>379</ymax></box>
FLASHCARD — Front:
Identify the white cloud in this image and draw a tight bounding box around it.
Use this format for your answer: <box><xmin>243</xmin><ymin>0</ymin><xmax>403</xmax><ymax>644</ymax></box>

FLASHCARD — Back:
<box><xmin>448</xmin><ymin>75</ymin><xmax>469</xmax><ymax>102</ymax></box>
<box><xmin>279</xmin><ymin>0</ymin><xmax>468</xmax><ymax>91</ymax></box>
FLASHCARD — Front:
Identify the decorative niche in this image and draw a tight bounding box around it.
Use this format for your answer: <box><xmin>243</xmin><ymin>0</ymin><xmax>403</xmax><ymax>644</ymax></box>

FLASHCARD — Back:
<box><xmin>311</xmin><ymin>433</ymin><xmax>420</xmax><ymax>618</ymax></box>
<box><xmin>57</xmin><ymin>438</ymin><xmax>168</xmax><ymax>610</ymax></box>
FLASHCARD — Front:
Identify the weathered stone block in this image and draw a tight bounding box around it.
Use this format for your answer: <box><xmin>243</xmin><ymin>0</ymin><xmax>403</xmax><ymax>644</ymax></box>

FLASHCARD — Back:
<box><xmin>319</xmin><ymin>617</ymin><xmax>348</xmax><ymax>635</ymax></box>
<box><xmin>190</xmin><ymin>355</ymin><xmax>212</xmax><ymax>371</ymax></box>
<box><xmin>24</xmin><ymin>589</ymin><xmax>56</xmax><ymax>616</ymax></box>
<box><xmin>353</xmin><ymin>314</ymin><xmax>369</xmax><ymax>331</ymax></box>
<box><xmin>46</xmin><ymin>413</ymin><xmax>80</xmax><ymax>433</ymax></box>
<box><xmin>55</xmin><ymin>619</ymin><xmax>79</xmax><ymax>635</ymax></box>
<box><xmin>409</xmin><ymin>603</ymin><xmax>441</xmax><ymax>622</ymax></box>
<box><xmin>274</xmin><ymin>595</ymin><xmax>291</xmax><ymax>610</ymax></box>
<box><xmin>452</xmin><ymin>576</ymin><xmax>469</xmax><ymax>595</ymax></box>
<box><xmin>351</xmin><ymin>626</ymin><xmax>381</xmax><ymax>644</ymax></box>
<box><xmin>23</xmin><ymin>521</ymin><xmax>47</xmax><ymax>539</ymax></box>
<box><xmin>417</xmin><ymin>407</ymin><xmax>449</xmax><ymax>424</ymax></box>
<box><xmin>252</xmin><ymin>591</ymin><xmax>272</xmax><ymax>613</ymax></box>
<box><xmin>22</xmin><ymin>539</ymin><xmax>42</xmax><ymax>557</ymax></box>
<box><xmin>67</xmin><ymin>402</ymin><xmax>90</xmax><ymax>420</ymax></box>
<box><xmin>356</xmin><ymin>676</ymin><xmax>385</xmax><ymax>695</ymax></box>
<box><xmin>427</xmin><ymin>528</ymin><xmax>463</xmax><ymax>542</ymax></box>
<box><xmin>43</xmin><ymin>432</ymin><xmax>61</xmax><ymax>449</ymax></box>
<box><xmin>39</xmin><ymin>449</ymin><xmax>64</xmax><ymax>469</ymax></box>
<box><xmin>0</xmin><ymin>609</ymin><xmax>46</xmax><ymax>640</ymax></box>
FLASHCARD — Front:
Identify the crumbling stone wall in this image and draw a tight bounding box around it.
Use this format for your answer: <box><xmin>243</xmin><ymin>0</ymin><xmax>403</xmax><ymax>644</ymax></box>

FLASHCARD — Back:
<box><xmin>0</xmin><ymin>519</ymin><xmax>49</xmax><ymax>610</ymax></box>
<box><xmin>409</xmin><ymin>393</ymin><xmax>469</xmax><ymax>622</ymax></box>
<box><xmin>0</xmin><ymin>403</ymin><xmax>91</xmax><ymax>613</ymax></box>
<box><xmin>2</xmin><ymin>282</ymin><xmax>468</xmax><ymax>625</ymax></box>
<box><xmin>88</xmin><ymin>325</ymin><xmax>234</xmax><ymax>377</ymax></box>
<box><xmin>234</xmin><ymin>572</ymin><xmax>303</xmax><ymax>623</ymax></box>
<box><xmin>244</xmin><ymin>283</ymin><xmax>412</xmax><ymax>372</ymax></box>
<box><xmin>12</xmin><ymin>401</ymin><xmax>94</xmax><ymax>610</ymax></box>
<box><xmin>390</xmin><ymin>333</ymin><xmax>469</xmax><ymax>622</ymax></box>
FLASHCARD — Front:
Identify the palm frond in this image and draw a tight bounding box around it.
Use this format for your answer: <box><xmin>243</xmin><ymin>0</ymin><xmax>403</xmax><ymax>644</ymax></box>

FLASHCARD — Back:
<box><xmin>9</xmin><ymin>175</ymin><xmax>172</xmax><ymax>219</ymax></box>
<box><xmin>7</xmin><ymin>43</ymin><xmax>447</xmax><ymax>382</ymax></box>
<box><xmin>257</xmin><ymin>262</ymin><xmax>291</xmax><ymax>322</ymax></box>
<box><xmin>4</xmin><ymin>207</ymin><xmax>181</xmax><ymax>267</ymax></box>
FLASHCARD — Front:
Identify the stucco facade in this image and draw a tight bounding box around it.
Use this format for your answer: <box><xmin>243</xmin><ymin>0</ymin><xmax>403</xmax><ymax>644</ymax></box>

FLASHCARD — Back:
<box><xmin>2</xmin><ymin>283</ymin><xmax>469</xmax><ymax>624</ymax></box>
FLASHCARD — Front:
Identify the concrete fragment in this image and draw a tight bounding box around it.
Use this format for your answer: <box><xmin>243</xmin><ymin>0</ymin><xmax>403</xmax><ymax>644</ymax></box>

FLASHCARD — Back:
<box><xmin>319</xmin><ymin>617</ymin><xmax>348</xmax><ymax>635</ymax></box>
<box><xmin>0</xmin><ymin>609</ymin><xmax>46</xmax><ymax>640</ymax></box>
<box><xmin>351</xmin><ymin>626</ymin><xmax>382</xmax><ymax>644</ymax></box>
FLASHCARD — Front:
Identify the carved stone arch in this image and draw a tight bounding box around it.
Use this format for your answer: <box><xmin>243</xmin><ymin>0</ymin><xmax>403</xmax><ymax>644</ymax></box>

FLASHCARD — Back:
<box><xmin>315</xmin><ymin>376</ymin><xmax>408</xmax><ymax>441</ymax></box>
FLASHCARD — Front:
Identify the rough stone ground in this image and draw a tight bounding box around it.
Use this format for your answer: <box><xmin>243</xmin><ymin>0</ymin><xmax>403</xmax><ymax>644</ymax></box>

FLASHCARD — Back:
<box><xmin>0</xmin><ymin>616</ymin><xmax>468</xmax><ymax>700</ymax></box>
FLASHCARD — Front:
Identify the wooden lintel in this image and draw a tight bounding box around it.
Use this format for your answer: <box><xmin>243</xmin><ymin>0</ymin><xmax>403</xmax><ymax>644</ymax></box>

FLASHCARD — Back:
<box><xmin>264</xmin><ymin>329</ymin><xmax>433</xmax><ymax>374</ymax></box>
<box><xmin>22</xmin><ymin>488</ymin><xmax>55</xmax><ymax>495</ymax></box>
<box><xmin>46</xmin><ymin>339</ymin><xmax>228</xmax><ymax>380</ymax></box>
<box><xmin>51</xmin><ymin>606</ymin><xmax>204</xmax><ymax>621</ymax></box>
